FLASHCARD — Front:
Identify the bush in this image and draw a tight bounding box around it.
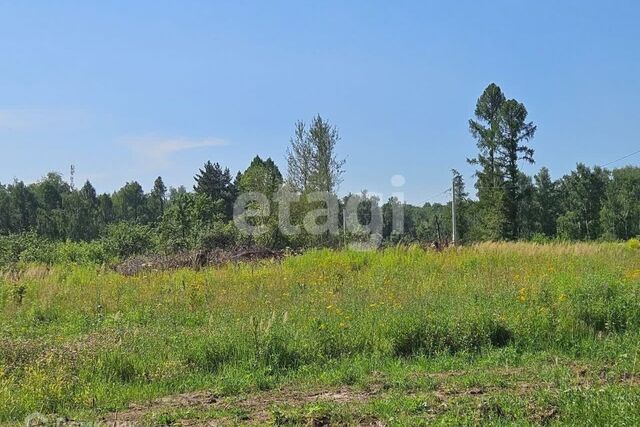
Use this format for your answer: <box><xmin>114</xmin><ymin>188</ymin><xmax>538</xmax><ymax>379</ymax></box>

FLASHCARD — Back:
<box><xmin>101</xmin><ymin>222</ymin><xmax>156</xmax><ymax>259</ymax></box>
<box><xmin>0</xmin><ymin>234</ymin><xmax>114</xmax><ymax>267</ymax></box>
<box><xmin>628</xmin><ymin>238</ymin><xmax>640</xmax><ymax>250</ymax></box>
<box><xmin>0</xmin><ymin>233</ymin><xmax>54</xmax><ymax>266</ymax></box>
<box><xmin>51</xmin><ymin>241</ymin><xmax>112</xmax><ymax>265</ymax></box>
<box><xmin>196</xmin><ymin>222</ymin><xmax>239</xmax><ymax>251</ymax></box>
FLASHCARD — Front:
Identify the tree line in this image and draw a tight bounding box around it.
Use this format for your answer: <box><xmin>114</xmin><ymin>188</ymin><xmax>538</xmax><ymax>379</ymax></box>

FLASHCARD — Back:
<box><xmin>1</xmin><ymin>91</ymin><xmax>640</xmax><ymax>264</ymax></box>
<box><xmin>458</xmin><ymin>83</ymin><xmax>640</xmax><ymax>243</ymax></box>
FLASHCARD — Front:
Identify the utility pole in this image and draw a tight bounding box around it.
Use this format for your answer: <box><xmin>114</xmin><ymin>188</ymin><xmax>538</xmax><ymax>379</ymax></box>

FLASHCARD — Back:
<box><xmin>451</xmin><ymin>173</ymin><xmax>457</xmax><ymax>246</ymax></box>
<box><xmin>342</xmin><ymin>204</ymin><xmax>347</xmax><ymax>248</ymax></box>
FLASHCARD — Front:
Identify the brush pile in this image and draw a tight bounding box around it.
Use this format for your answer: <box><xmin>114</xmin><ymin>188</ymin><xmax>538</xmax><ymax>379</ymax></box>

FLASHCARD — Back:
<box><xmin>115</xmin><ymin>247</ymin><xmax>286</xmax><ymax>276</ymax></box>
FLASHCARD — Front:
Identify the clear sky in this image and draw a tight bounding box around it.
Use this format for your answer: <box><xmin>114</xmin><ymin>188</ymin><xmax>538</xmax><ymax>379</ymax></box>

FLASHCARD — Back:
<box><xmin>1</xmin><ymin>1</ymin><xmax>639</xmax><ymax>204</ymax></box>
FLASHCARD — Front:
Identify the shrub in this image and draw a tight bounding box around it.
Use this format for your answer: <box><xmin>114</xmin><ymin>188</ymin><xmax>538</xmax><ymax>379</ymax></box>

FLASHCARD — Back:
<box><xmin>0</xmin><ymin>233</ymin><xmax>54</xmax><ymax>266</ymax></box>
<box><xmin>0</xmin><ymin>234</ymin><xmax>114</xmax><ymax>266</ymax></box>
<box><xmin>253</xmin><ymin>220</ymin><xmax>290</xmax><ymax>250</ymax></box>
<box><xmin>195</xmin><ymin>222</ymin><xmax>239</xmax><ymax>251</ymax></box>
<box><xmin>101</xmin><ymin>222</ymin><xmax>156</xmax><ymax>259</ymax></box>
<box><xmin>51</xmin><ymin>241</ymin><xmax>112</xmax><ymax>265</ymax></box>
<box><xmin>628</xmin><ymin>238</ymin><xmax>640</xmax><ymax>250</ymax></box>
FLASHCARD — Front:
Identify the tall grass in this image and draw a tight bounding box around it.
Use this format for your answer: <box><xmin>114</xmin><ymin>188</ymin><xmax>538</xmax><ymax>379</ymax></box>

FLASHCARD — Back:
<box><xmin>0</xmin><ymin>242</ymin><xmax>639</xmax><ymax>421</ymax></box>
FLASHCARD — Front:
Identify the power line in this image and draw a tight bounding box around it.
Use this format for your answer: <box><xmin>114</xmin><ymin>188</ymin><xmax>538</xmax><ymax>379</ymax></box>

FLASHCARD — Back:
<box><xmin>601</xmin><ymin>148</ymin><xmax>640</xmax><ymax>168</ymax></box>
<box><xmin>437</xmin><ymin>147</ymin><xmax>640</xmax><ymax>209</ymax></box>
<box><xmin>460</xmin><ymin>146</ymin><xmax>640</xmax><ymax>190</ymax></box>
<box><xmin>425</xmin><ymin>187</ymin><xmax>451</xmax><ymax>202</ymax></box>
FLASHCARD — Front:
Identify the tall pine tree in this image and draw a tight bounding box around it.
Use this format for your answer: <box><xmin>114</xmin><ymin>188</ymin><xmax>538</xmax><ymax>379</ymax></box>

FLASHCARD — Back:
<box><xmin>193</xmin><ymin>161</ymin><xmax>235</xmax><ymax>219</ymax></box>
<box><xmin>469</xmin><ymin>84</ymin><xmax>536</xmax><ymax>240</ymax></box>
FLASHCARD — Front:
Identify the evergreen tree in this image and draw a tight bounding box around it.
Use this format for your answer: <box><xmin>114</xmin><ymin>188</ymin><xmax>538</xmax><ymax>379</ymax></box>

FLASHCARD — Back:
<box><xmin>468</xmin><ymin>84</ymin><xmax>507</xmax><ymax>240</ymax></box>
<box><xmin>469</xmin><ymin>84</ymin><xmax>536</xmax><ymax>240</ymax></box>
<box><xmin>148</xmin><ymin>176</ymin><xmax>167</xmax><ymax>222</ymax></box>
<box><xmin>382</xmin><ymin>196</ymin><xmax>407</xmax><ymax>242</ymax></box>
<box><xmin>451</xmin><ymin>170</ymin><xmax>470</xmax><ymax>242</ymax></box>
<box><xmin>515</xmin><ymin>172</ymin><xmax>536</xmax><ymax>238</ymax></box>
<box><xmin>193</xmin><ymin>161</ymin><xmax>234</xmax><ymax>219</ymax></box>
<box><xmin>232</xmin><ymin>171</ymin><xmax>243</xmax><ymax>200</ymax></box>
<box><xmin>497</xmin><ymin>99</ymin><xmax>536</xmax><ymax>239</ymax></box>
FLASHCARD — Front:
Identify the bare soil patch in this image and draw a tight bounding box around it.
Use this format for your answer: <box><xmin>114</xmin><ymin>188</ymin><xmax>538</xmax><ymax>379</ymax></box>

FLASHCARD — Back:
<box><xmin>103</xmin><ymin>386</ymin><xmax>373</xmax><ymax>426</ymax></box>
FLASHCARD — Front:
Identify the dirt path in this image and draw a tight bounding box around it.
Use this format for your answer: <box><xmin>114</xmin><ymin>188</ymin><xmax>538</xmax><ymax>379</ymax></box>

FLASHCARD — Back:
<box><xmin>101</xmin><ymin>363</ymin><xmax>640</xmax><ymax>426</ymax></box>
<box><xmin>103</xmin><ymin>386</ymin><xmax>377</xmax><ymax>426</ymax></box>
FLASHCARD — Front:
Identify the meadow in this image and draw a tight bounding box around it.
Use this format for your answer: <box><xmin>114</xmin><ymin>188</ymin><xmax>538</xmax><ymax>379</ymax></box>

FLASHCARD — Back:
<box><xmin>1</xmin><ymin>242</ymin><xmax>640</xmax><ymax>425</ymax></box>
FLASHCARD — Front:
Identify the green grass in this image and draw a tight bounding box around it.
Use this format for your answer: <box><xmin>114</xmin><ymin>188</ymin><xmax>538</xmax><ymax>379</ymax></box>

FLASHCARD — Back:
<box><xmin>1</xmin><ymin>242</ymin><xmax>640</xmax><ymax>425</ymax></box>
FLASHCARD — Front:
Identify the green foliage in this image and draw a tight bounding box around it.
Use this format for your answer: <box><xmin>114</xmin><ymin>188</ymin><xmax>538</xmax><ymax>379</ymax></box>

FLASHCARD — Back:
<box><xmin>147</xmin><ymin>176</ymin><xmax>167</xmax><ymax>223</ymax></box>
<box><xmin>1</xmin><ymin>244</ymin><xmax>640</xmax><ymax>423</ymax></box>
<box><xmin>98</xmin><ymin>351</ymin><xmax>143</xmax><ymax>383</ymax></box>
<box><xmin>0</xmin><ymin>233</ymin><xmax>52</xmax><ymax>265</ymax></box>
<box><xmin>530</xmin><ymin>232</ymin><xmax>551</xmax><ymax>244</ymax></box>
<box><xmin>52</xmin><ymin>241</ymin><xmax>112</xmax><ymax>265</ymax></box>
<box><xmin>184</xmin><ymin>339</ymin><xmax>235</xmax><ymax>373</ymax></box>
<box><xmin>286</xmin><ymin>116</ymin><xmax>345</xmax><ymax>193</ymax></box>
<box><xmin>601</xmin><ymin>167</ymin><xmax>640</xmax><ymax>240</ymax></box>
<box><xmin>0</xmin><ymin>233</ymin><xmax>112</xmax><ymax>266</ymax></box>
<box><xmin>64</xmin><ymin>181</ymin><xmax>100</xmax><ymax>241</ymax></box>
<box><xmin>194</xmin><ymin>161</ymin><xmax>235</xmax><ymax>219</ymax></box>
<box><xmin>626</xmin><ymin>237</ymin><xmax>640</xmax><ymax>250</ymax></box>
<box><xmin>112</xmin><ymin>181</ymin><xmax>148</xmax><ymax>223</ymax></box>
<box><xmin>2</xmin><ymin>97</ymin><xmax>640</xmax><ymax>256</ymax></box>
<box><xmin>102</xmin><ymin>222</ymin><xmax>155</xmax><ymax>258</ymax></box>
<box><xmin>468</xmin><ymin>83</ymin><xmax>536</xmax><ymax>240</ymax></box>
<box><xmin>195</xmin><ymin>222</ymin><xmax>239</xmax><ymax>250</ymax></box>
<box><xmin>558</xmin><ymin>164</ymin><xmax>609</xmax><ymax>240</ymax></box>
<box><xmin>392</xmin><ymin>313</ymin><xmax>512</xmax><ymax>357</ymax></box>
<box><xmin>238</xmin><ymin>156</ymin><xmax>283</xmax><ymax>196</ymax></box>
<box><xmin>532</xmin><ymin>167</ymin><xmax>560</xmax><ymax>236</ymax></box>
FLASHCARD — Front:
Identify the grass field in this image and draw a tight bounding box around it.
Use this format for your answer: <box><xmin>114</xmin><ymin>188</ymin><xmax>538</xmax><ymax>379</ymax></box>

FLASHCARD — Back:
<box><xmin>2</xmin><ymin>243</ymin><xmax>640</xmax><ymax>425</ymax></box>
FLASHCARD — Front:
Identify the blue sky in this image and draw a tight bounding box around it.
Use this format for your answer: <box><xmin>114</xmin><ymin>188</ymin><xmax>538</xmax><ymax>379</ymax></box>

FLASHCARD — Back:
<box><xmin>1</xmin><ymin>1</ymin><xmax>639</xmax><ymax>204</ymax></box>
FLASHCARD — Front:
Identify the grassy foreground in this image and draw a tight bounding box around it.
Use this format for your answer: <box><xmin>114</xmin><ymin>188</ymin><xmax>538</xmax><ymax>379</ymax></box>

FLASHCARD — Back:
<box><xmin>1</xmin><ymin>243</ymin><xmax>640</xmax><ymax>425</ymax></box>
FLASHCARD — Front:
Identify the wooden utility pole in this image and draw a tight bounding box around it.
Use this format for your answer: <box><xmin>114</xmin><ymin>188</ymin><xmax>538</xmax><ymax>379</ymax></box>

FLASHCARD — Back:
<box><xmin>451</xmin><ymin>173</ymin><xmax>457</xmax><ymax>246</ymax></box>
<box><xmin>343</xmin><ymin>206</ymin><xmax>347</xmax><ymax>248</ymax></box>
